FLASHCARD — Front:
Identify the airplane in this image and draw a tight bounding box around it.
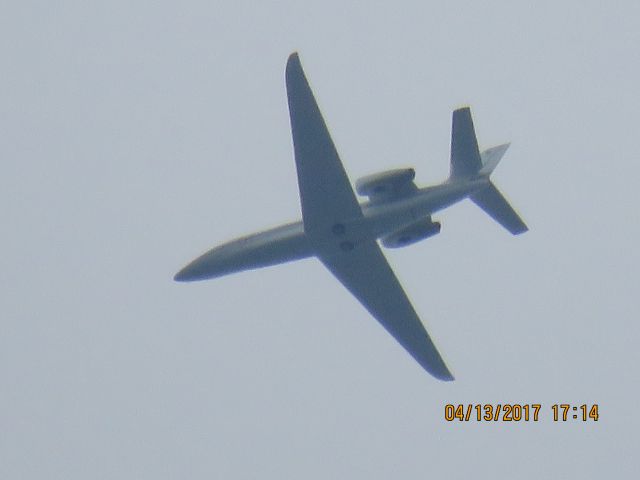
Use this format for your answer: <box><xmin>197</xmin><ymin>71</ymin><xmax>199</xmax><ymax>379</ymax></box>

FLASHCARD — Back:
<box><xmin>174</xmin><ymin>53</ymin><xmax>527</xmax><ymax>381</ymax></box>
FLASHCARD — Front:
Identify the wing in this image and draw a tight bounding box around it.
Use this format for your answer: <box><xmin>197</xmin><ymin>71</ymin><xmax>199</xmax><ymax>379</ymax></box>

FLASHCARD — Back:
<box><xmin>286</xmin><ymin>53</ymin><xmax>452</xmax><ymax>380</ymax></box>
<box><xmin>285</xmin><ymin>53</ymin><xmax>364</xmax><ymax>240</ymax></box>
<box><xmin>320</xmin><ymin>241</ymin><xmax>454</xmax><ymax>381</ymax></box>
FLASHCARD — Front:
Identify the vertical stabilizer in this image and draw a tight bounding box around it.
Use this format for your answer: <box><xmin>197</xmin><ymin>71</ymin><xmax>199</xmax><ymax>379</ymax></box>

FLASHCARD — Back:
<box><xmin>450</xmin><ymin>107</ymin><xmax>482</xmax><ymax>178</ymax></box>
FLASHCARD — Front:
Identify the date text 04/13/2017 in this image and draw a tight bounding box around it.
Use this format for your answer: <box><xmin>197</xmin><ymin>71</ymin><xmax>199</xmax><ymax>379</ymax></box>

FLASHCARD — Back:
<box><xmin>444</xmin><ymin>404</ymin><xmax>599</xmax><ymax>422</ymax></box>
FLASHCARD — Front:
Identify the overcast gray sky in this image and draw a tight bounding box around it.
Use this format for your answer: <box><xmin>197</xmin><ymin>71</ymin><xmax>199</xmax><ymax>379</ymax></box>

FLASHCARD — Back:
<box><xmin>2</xmin><ymin>1</ymin><xmax>639</xmax><ymax>478</ymax></box>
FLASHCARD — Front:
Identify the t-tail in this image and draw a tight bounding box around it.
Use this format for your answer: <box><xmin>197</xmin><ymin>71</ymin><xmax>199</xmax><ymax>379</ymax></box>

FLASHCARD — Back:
<box><xmin>450</xmin><ymin>107</ymin><xmax>528</xmax><ymax>235</ymax></box>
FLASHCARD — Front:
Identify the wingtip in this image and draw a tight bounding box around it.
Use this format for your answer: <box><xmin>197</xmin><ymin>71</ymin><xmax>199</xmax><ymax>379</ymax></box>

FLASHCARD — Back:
<box><xmin>453</xmin><ymin>105</ymin><xmax>472</xmax><ymax>114</ymax></box>
<box><xmin>435</xmin><ymin>367</ymin><xmax>455</xmax><ymax>382</ymax></box>
<box><xmin>286</xmin><ymin>51</ymin><xmax>300</xmax><ymax>68</ymax></box>
<box><xmin>285</xmin><ymin>52</ymin><xmax>302</xmax><ymax>82</ymax></box>
<box><xmin>424</xmin><ymin>361</ymin><xmax>455</xmax><ymax>381</ymax></box>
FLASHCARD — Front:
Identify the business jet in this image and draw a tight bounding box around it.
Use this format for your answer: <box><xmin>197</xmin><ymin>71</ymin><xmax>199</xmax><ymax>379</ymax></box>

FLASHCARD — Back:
<box><xmin>175</xmin><ymin>53</ymin><xmax>527</xmax><ymax>380</ymax></box>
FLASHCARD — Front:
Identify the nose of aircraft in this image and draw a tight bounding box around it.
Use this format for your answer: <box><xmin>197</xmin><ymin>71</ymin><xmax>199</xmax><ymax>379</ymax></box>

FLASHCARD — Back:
<box><xmin>174</xmin><ymin>252</ymin><xmax>221</xmax><ymax>282</ymax></box>
<box><xmin>173</xmin><ymin>263</ymin><xmax>199</xmax><ymax>282</ymax></box>
<box><xmin>173</xmin><ymin>245</ymin><xmax>238</xmax><ymax>282</ymax></box>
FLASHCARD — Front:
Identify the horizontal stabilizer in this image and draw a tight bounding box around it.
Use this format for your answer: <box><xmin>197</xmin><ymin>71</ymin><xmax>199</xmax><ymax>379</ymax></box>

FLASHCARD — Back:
<box><xmin>479</xmin><ymin>143</ymin><xmax>510</xmax><ymax>176</ymax></box>
<box><xmin>471</xmin><ymin>183</ymin><xmax>528</xmax><ymax>235</ymax></box>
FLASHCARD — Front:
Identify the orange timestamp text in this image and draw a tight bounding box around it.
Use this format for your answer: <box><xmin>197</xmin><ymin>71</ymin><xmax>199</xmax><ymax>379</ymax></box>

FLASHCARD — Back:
<box><xmin>444</xmin><ymin>404</ymin><xmax>599</xmax><ymax>422</ymax></box>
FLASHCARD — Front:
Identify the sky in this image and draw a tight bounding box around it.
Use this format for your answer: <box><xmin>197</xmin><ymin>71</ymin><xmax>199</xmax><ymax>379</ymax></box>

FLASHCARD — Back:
<box><xmin>2</xmin><ymin>1</ymin><xmax>639</xmax><ymax>478</ymax></box>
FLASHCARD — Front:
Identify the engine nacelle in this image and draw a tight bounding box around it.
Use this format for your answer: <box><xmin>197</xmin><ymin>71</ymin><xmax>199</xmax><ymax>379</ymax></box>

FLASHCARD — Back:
<box><xmin>355</xmin><ymin>168</ymin><xmax>416</xmax><ymax>198</ymax></box>
<box><xmin>382</xmin><ymin>220</ymin><xmax>441</xmax><ymax>248</ymax></box>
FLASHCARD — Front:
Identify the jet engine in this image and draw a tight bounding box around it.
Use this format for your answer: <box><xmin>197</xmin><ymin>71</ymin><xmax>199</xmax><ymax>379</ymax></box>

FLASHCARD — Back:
<box><xmin>382</xmin><ymin>219</ymin><xmax>441</xmax><ymax>248</ymax></box>
<box><xmin>355</xmin><ymin>168</ymin><xmax>417</xmax><ymax>202</ymax></box>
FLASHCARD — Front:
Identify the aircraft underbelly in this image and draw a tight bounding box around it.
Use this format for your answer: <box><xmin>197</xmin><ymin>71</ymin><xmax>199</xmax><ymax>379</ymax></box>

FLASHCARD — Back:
<box><xmin>174</xmin><ymin>222</ymin><xmax>312</xmax><ymax>281</ymax></box>
<box><xmin>363</xmin><ymin>181</ymin><xmax>482</xmax><ymax>238</ymax></box>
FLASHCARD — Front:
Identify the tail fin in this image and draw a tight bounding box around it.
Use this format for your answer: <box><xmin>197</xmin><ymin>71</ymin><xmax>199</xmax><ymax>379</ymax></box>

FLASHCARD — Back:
<box><xmin>450</xmin><ymin>108</ymin><xmax>511</xmax><ymax>178</ymax></box>
<box><xmin>450</xmin><ymin>107</ymin><xmax>528</xmax><ymax>234</ymax></box>
<box><xmin>450</xmin><ymin>107</ymin><xmax>482</xmax><ymax>178</ymax></box>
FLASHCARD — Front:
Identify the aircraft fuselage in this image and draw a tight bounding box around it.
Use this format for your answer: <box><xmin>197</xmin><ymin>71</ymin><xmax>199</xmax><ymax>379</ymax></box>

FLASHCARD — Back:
<box><xmin>174</xmin><ymin>176</ymin><xmax>488</xmax><ymax>282</ymax></box>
